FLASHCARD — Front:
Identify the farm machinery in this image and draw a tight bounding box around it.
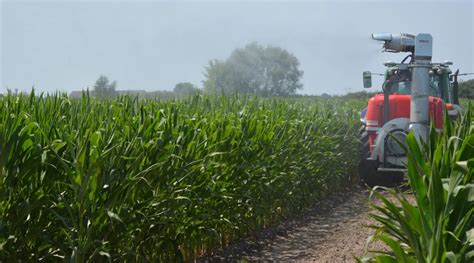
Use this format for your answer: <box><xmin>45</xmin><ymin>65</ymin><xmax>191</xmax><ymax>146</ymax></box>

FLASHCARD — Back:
<box><xmin>359</xmin><ymin>32</ymin><xmax>462</xmax><ymax>186</ymax></box>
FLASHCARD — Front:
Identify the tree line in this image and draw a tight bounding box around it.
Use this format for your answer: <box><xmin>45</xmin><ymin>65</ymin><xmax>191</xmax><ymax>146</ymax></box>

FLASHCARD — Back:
<box><xmin>90</xmin><ymin>42</ymin><xmax>473</xmax><ymax>99</ymax></box>
<box><xmin>91</xmin><ymin>42</ymin><xmax>303</xmax><ymax>98</ymax></box>
<box><xmin>459</xmin><ymin>79</ymin><xmax>474</xmax><ymax>99</ymax></box>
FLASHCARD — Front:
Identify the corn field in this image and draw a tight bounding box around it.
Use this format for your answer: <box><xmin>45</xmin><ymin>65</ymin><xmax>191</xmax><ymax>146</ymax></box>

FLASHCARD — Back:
<box><xmin>0</xmin><ymin>91</ymin><xmax>360</xmax><ymax>261</ymax></box>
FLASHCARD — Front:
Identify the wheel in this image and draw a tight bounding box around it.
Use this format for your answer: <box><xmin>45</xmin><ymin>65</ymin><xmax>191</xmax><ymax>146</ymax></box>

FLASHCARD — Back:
<box><xmin>358</xmin><ymin>124</ymin><xmax>384</xmax><ymax>187</ymax></box>
<box><xmin>359</xmin><ymin>159</ymin><xmax>380</xmax><ymax>187</ymax></box>
<box><xmin>358</xmin><ymin>125</ymin><xmax>405</xmax><ymax>187</ymax></box>
<box><xmin>359</xmin><ymin>125</ymin><xmax>369</xmax><ymax>159</ymax></box>
<box><xmin>359</xmin><ymin>124</ymin><xmax>377</xmax><ymax>186</ymax></box>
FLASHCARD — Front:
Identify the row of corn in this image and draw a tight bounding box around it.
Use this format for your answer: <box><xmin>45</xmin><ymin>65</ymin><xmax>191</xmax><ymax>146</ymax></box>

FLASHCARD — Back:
<box><xmin>0</xmin><ymin>91</ymin><xmax>361</xmax><ymax>261</ymax></box>
<box><xmin>362</xmin><ymin>106</ymin><xmax>474</xmax><ymax>262</ymax></box>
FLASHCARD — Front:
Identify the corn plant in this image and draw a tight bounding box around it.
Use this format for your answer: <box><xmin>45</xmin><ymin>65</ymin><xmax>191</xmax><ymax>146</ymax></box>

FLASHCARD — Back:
<box><xmin>361</xmin><ymin>107</ymin><xmax>474</xmax><ymax>262</ymax></box>
<box><xmin>0</xmin><ymin>91</ymin><xmax>360</xmax><ymax>261</ymax></box>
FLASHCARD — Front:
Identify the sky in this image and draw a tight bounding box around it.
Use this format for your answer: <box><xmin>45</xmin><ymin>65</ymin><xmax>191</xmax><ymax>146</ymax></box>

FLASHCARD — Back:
<box><xmin>1</xmin><ymin>0</ymin><xmax>473</xmax><ymax>95</ymax></box>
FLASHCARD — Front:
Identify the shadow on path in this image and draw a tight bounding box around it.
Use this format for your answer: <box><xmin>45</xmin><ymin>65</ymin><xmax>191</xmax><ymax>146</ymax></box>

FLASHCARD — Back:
<box><xmin>197</xmin><ymin>185</ymin><xmax>374</xmax><ymax>262</ymax></box>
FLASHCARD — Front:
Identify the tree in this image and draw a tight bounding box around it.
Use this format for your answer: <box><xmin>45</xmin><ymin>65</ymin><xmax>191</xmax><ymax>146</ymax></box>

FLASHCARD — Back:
<box><xmin>94</xmin><ymin>75</ymin><xmax>117</xmax><ymax>97</ymax></box>
<box><xmin>459</xmin><ymin>79</ymin><xmax>474</xmax><ymax>99</ymax></box>
<box><xmin>174</xmin><ymin>82</ymin><xmax>200</xmax><ymax>97</ymax></box>
<box><xmin>202</xmin><ymin>59</ymin><xmax>227</xmax><ymax>95</ymax></box>
<box><xmin>203</xmin><ymin>43</ymin><xmax>303</xmax><ymax>96</ymax></box>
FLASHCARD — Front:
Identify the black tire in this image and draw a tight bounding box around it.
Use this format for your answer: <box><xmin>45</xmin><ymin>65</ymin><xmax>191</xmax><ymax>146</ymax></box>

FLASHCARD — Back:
<box><xmin>359</xmin><ymin>124</ymin><xmax>375</xmax><ymax>186</ymax></box>
<box><xmin>359</xmin><ymin>159</ymin><xmax>380</xmax><ymax>187</ymax></box>
<box><xmin>359</xmin><ymin>124</ymin><xmax>370</xmax><ymax>159</ymax></box>
<box><xmin>358</xmin><ymin>124</ymin><xmax>405</xmax><ymax>187</ymax></box>
<box><xmin>358</xmin><ymin>124</ymin><xmax>382</xmax><ymax>187</ymax></box>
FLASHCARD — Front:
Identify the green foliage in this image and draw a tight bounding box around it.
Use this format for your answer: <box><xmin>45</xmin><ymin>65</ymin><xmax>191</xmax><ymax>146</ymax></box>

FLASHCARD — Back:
<box><xmin>202</xmin><ymin>59</ymin><xmax>227</xmax><ymax>95</ymax></box>
<box><xmin>174</xmin><ymin>82</ymin><xmax>200</xmax><ymax>97</ymax></box>
<box><xmin>0</xmin><ymin>91</ymin><xmax>359</xmax><ymax>261</ymax></box>
<box><xmin>94</xmin><ymin>75</ymin><xmax>117</xmax><ymax>97</ymax></box>
<box><xmin>143</xmin><ymin>90</ymin><xmax>176</xmax><ymax>100</ymax></box>
<box><xmin>342</xmin><ymin>91</ymin><xmax>378</xmax><ymax>100</ymax></box>
<box><xmin>203</xmin><ymin>43</ymin><xmax>303</xmax><ymax>96</ymax></box>
<box><xmin>361</xmin><ymin>106</ymin><xmax>474</xmax><ymax>262</ymax></box>
<box><xmin>459</xmin><ymin>79</ymin><xmax>474</xmax><ymax>99</ymax></box>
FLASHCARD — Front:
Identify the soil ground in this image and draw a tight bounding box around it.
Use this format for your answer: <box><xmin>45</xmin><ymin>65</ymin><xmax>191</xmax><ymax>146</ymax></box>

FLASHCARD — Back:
<box><xmin>197</xmin><ymin>185</ymin><xmax>387</xmax><ymax>262</ymax></box>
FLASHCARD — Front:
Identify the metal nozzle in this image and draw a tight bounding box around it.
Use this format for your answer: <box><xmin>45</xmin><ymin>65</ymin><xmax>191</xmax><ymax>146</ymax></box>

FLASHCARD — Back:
<box><xmin>372</xmin><ymin>33</ymin><xmax>415</xmax><ymax>53</ymax></box>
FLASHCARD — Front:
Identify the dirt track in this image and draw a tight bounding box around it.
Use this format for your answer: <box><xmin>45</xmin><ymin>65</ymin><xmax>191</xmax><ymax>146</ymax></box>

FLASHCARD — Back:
<box><xmin>198</xmin><ymin>186</ymin><xmax>383</xmax><ymax>262</ymax></box>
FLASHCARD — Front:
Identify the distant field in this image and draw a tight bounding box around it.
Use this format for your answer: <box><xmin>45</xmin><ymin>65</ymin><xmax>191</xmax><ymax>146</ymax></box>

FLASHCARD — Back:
<box><xmin>0</xmin><ymin>92</ymin><xmax>361</xmax><ymax>261</ymax></box>
<box><xmin>461</xmin><ymin>98</ymin><xmax>473</xmax><ymax>108</ymax></box>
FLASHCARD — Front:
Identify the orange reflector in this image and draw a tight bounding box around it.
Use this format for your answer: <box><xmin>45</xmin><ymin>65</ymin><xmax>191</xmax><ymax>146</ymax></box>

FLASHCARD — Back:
<box><xmin>446</xmin><ymin>103</ymin><xmax>454</xmax><ymax>110</ymax></box>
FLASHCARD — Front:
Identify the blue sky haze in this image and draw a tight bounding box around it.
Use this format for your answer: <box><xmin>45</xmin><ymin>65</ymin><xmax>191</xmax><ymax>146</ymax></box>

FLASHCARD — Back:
<box><xmin>1</xmin><ymin>0</ymin><xmax>472</xmax><ymax>95</ymax></box>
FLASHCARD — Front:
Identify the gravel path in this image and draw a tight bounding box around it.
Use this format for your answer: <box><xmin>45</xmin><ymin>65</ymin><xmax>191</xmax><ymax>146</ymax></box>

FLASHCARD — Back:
<box><xmin>198</xmin><ymin>186</ymin><xmax>385</xmax><ymax>262</ymax></box>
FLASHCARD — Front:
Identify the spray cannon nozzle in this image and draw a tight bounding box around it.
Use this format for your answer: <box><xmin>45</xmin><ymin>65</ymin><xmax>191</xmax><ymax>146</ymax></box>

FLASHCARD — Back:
<box><xmin>372</xmin><ymin>33</ymin><xmax>415</xmax><ymax>53</ymax></box>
